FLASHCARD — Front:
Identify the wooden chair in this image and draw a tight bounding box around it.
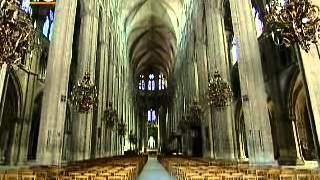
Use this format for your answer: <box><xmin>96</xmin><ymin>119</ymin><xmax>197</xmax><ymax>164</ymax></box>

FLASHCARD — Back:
<box><xmin>207</xmin><ymin>177</ymin><xmax>222</xmax><ymax>180</ymax></box>
<box><xmin>21</xmin><ymin>175</ymin><xmax>37</xmax><ymax>180</ymax></box>
<box><xmin>59</xmin><ymin>176</ymin><xmax>72</xmax><ymax>180</ymax></box>
<box><xmin>4</xmin><ymin>173</ymin><xmax>19</xmax><ymax>180</ymax></box>
<box><xmin>68</xmin><ymin>172</ymin><xmax>82</xmax><ymax>176</ymax></box>
<box><xmin>296</xmin><ymin>173</ymin><xmax>311</xmax><ymax>180</ymax></box>
<box><xmin>0</xmin><ymin>172</ymin><xmax>5</xmax><ymax>180</ymax></box>
<box><xmin>190</xmin><ymin>175</ymin><xmax>204</xmax><ymax>180</ymax></box>
<box><xmin>74</xmin><ymin>175</ymin><xmax>89</xmax><ymax>180</ymax></box>
<box><xmin>92</xmin><ymin>176</ymin><xmax>106</xmax><ymax>180</ymax></box>
<box><xmin>108</xmin><ymin>176</ymin><xmax>122</xmax><ymax>180</ymax></box>
<box><xmin>279</xmin><ymin>173</ymin><xmax>296</xmax><ymax>180</ymax></box>
<box><xmin>83</xmin><ymin>173</ymin><xmax>96</xmax><ymax>180</ymax></box>
<box><xmin>242</xmin><ymin>175</ymin><xmax>257</xmax><ymax>180</ymax></box>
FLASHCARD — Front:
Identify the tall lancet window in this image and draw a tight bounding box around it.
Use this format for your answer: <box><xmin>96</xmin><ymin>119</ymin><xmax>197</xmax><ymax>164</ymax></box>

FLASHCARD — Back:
<box><xmin>138</xmin><ymin>75</ymin><xmax>145</xmax><ymax>90</ymax></box>
<box><xmin>148</xmin><ymin>74</ymin><xmax>155</xmax><ymax>91</ymax></box>
<box><xmin>231</xmin><ymin>36</ymin><xmax>240</xmax><ymax>65</ymax></box>
<box><xmin>21</xmin><ymin>0</ymin><xmax>32</xmax><ymax>14</ymax></box>
<box><xmin>159</xmin><ymin>74</ymin><xmax>166</xmax><ymax>90</ymax></box>
<box><xmin>148</xmin><ymin>109</ymin><xmax>156</xmax><ymax>123</ymax></box>
<box><xmin>42</xmin><ymin>10</ymin><xmax>55</xmax><ymax>40</ymax></box>
<box><xmin>252</xmin><ymin>7</ymin><xmax>264</xmax><ymax>37</ymax></box>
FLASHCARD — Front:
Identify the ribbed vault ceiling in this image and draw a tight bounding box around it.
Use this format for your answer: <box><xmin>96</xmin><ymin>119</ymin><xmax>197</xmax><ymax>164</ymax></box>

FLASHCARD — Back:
<box><xmin>125</xmin><ymin>0</ymin><xmax>183</xmax><ymax>78</ymax></box>
<box><xmin>122</xmin><ymin>0</ymin><xmax>225</xmax><ymax>78</ymax></box>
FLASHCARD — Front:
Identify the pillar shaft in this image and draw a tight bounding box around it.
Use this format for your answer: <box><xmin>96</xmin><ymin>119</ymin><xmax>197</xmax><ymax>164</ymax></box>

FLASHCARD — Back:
<box><xmin>204</xmin><ymin>2</ymin><xmax>235</xmax><ymax>160</ymax></box>
<box><xmin>229</xmin><ymin>0</ymin><xmax>274</xmax><ymax>164</ymax></box>
<box><xmin>71</xmin><ymin>0</ymin><xmax>99</xmax><ymax>161</ymax></box>
<box><xmin>37</xmin><ymin>0</ymin><xmax>78</xmax><ymax>165</ymax></box>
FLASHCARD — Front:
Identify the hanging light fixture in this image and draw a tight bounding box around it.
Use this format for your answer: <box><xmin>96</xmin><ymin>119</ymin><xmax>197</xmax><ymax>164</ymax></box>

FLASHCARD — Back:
<box><xmin>103</xmin><ymin>102</ymin><xmax>118</xmax><ymax>129</ymax></box>
<box><xmin>208</xmin><ymin>71</ymin><xmax>233</xmax><ymax>108</ymax></box>
<box><xmin>71</xmin><ymin>72</ymin><xmax>98</xmax><ymax>113</ymax></box>
<box><xmin>178</xmin><ymin>114</ymin><xmax>188</xmax><ymax>133</ymax></box>
<box><xmin>265</xmin><ymin>0</ymin><xmax>320</xmax><ymax>52</ymax></box>
<box><xmin>188</xmin><ymin>99</ymin><xmax>203</xmax><ymax>127</ymax></box>
<box><xmin>128</xmin><ymin>130</ymin><xmax>137</xmax><ymax>150</ymax></box>
<box><xmin>117</xmin><ymin>121</ymin><xmax>127</xmax><ymax>137</ymax></box>
<box><xmin>0</xmin><ymin>0</ymin><xmax>35</xmax><ymax>66</ymax></box>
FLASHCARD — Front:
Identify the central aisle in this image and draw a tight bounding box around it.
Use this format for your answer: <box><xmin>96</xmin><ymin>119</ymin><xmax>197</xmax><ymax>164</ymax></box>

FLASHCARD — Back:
<box><xmin>138</xmin><ymin>157</ymin><xmax>171</xmax><ymax>180</ymax></box>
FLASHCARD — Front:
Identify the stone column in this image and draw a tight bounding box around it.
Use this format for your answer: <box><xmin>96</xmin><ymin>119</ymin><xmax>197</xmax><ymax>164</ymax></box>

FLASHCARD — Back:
<box><xmin>0</xmin><ymin>64</ymin><xmax>8</xmax><ymax>118</ymax></box>
<box><xmin>71</xmin><ymin>0</ymin><xmax>99</xmax><ymax>161</ymax></box>
<box><xmin>106</xmin><ymin>36</ymin><xmax>115</xmax><ymax>157</ymax></box>
<box><xmin>36</xmin><ymin>0</ymin><xmax>78</xmax><ymax>165</ymax></box>
<box><xmin>94</xmin><ymin>7</ymin><xmax>109</xmax><ymax>158</ymax></box>
<box><xmin>193</xmin><ymin>2</ymin><xmax>213</xmax><ymax>157</ymax></box>
<box><xmin>229</xmin><ymin>0</ymin><xmax>275</xmax><ymax>164</ymax></box>
<box><xmin>299</xmin><ymin>44</ymin><xmax>320</xmax><ymax>156</ymax></box>
<box><xmin>204</xmin><ymin>1</ymin><xmax>235</xmax><ymax>160</ymax></box>
<box><xmin>15</xmin><ymin>46</ymin><xmax>42</xmax><ymax>165</ymax></box>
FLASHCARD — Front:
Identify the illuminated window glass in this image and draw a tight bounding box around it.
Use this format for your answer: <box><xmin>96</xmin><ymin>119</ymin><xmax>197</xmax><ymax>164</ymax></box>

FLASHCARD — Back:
<box><xmin>231</xmin><ymin>36</ymin><xmax>239</xmax><ymax>65</ymax></box>
<box><xmin>148</xmin><ymin>74</ymin><xmax>155</xmax><ymax>91</ymax></box>
<box><xmin>21</xmin><ymin>0</ymin><xmax>32</xmax><ymax>14</ymax></box>
<box><xmin>148</xmin><ymin>109</ymin><xmax>156</xmax><ymax>122</ymax></box>
<box><xmin>48</xmin><ymin>10</ymin><xmax>54</xmax><ymax>40</ymax></box>
<box><xmin>43</xmin><ymin>16</ymin><xmax>50</xmax><ymax>37</ymax></box>
<box><xmin>252</xmin><ymin>7</ymin><xmax>264</xmax><ymax>37</ymax></box>
<box><xmin>138</xmin><ymin>75</ymin><xmax>145</xmax><ymax>90</ymax></box>
<box><xmin>159</xmin><ymin>74</ymin><xmax>166</xmax><ymax>90</ymax></box>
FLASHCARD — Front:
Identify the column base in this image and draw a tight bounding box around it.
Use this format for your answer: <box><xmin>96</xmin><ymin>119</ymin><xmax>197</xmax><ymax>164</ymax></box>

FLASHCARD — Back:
<box><xmin>278</xmin><ymin>157</ymin><xmax>304</xmax><ymax>165</ymax></box>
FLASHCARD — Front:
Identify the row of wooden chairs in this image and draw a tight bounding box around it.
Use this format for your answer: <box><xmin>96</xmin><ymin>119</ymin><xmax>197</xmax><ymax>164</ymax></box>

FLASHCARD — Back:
<box><xmin>158</xmin><ymin>156</ymin><xmax>320</xmax><ymax>180</ymax></box>
<box><xmin>0</xmin><ymin>155</ymin><xmax>148</xmax><ymax>180</ymax></box>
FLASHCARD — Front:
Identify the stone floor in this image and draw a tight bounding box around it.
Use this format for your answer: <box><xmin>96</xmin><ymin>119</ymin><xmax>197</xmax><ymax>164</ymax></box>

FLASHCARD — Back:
<box><xmin>138</xmin><ymin>157</ymin><xmax>171</xmax><ymax>180</ymax></box>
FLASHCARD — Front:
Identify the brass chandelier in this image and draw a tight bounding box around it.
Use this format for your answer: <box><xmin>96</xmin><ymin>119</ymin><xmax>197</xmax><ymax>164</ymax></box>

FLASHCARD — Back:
<box><xmin>178</xmin><ymin>114</ymin><xmax>189</xmax><ymax>133</ymax></box>
<box><xmin>103</xmin><ymin>102</ymin><xmax>118</xmax><ymax>129</ymax></box>
<box><xmin>0</xmin><ymin>0</ymin><xmax>35</xmax><ymax>65</ymax></box>
<box><xmin>187</xmin><ymin>99</ymin><xmax>203</xmax><ymax>127</ymax></box>
<box><xmin>117</xmin><ymin>121</ymin><xmax>127</xmax><ymax>137</ymax></box>
<box><xmin>71</xmin><ymin>72</ymin><xmax>98</xmax><ymax>113</ymax></box>
<box><xmin>208</xmin><ymin>71</ymin><xmax>233</xmax><ymax>108</ymax></box>
<box><xmin>265</xmin><ymin>0</ymin><xmax>320</xmax><ymax>52</ymax></box>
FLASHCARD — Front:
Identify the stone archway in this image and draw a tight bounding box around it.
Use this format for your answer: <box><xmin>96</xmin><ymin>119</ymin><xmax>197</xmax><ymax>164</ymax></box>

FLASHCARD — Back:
<box><xmin>234</xmin><ymin>102</ymin><xmax>248</xmax><ymax>160</ymax></box>
<box><xmin>267</xmin><ymin>99</ymin><xmax>279</xmax><ymax>160</ymax></box>
<box><xmin>0</xmin><ymin>72</ymin><xmax>21</xmax><ymax>164</ymax></box>
<box><xmin>27</xmin><ymin>92</ymin><xmax>43</xmax><ymax>160</ymax></box>
<box><xmin>289</xmin><ymin>73</ymin><xmax>317</xmax><ymax>161</ymax></box>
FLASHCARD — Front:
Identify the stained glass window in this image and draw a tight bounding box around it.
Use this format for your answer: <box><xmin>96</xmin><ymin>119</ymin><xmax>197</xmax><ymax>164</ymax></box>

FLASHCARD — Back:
<box><xmin>42</xmin><ymin>10</ymin><xmax>54</xmax><ymax>40</ymax></box>
<box><xmin>148</xmin><ymin>109</ymin><xmax>156</xmax><ymax>123</ymax></box>
<box><xmin>148</xmin><ymin>74</ymin><xmax>155</xmax><ymax>91</ymax></box>
<box><xmin>21</xmin><ymin>0</ymin><xmax>32</xmax><ymax>14</ymax></box>
<box><xmin>138</xmin><ymin>75</ymin><xmax>145</xmax><ymax>90</ymax></box>
<box><xmin>159</xmin><ymin>74</ymin><xmax>166</xmax><ymax>90</ymax></box>
<box><xmin>231</xmin><ymin>36</ymin><xmax>239</xmax><ymax>65</ymax></box>
<box><xmin>252</xmin><ymin>7</ymin><xmax>264</xmax><ymax>37</ymax></box>
<box><xmin>43</xmin><ymin>16</ymin><xmax>50</xmax><ymax>36</ymax></box>
<box><xmin>49</xmin><ymin>10</ymin><xmax>54</xmax><ymax>40</ymax></box>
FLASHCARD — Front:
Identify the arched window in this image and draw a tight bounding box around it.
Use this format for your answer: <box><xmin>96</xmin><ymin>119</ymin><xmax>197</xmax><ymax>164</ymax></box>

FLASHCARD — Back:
<box><xmin>21</xmin><ymin>0</ymin><xmax>32</xmax><ymax>14</ymax></box>
<box><xmin>138</xmin><ymin>75</ymin><xmax>145</xmax><ymax>90</ymax></box>
<box><xmin>148</xmin><ymin>74</ymin><xmax>155</xmax><ymax>91</ymax></box>
<box><xmin>43</xmin><ymin>10</ymin><xmax>55</xmax><ymax>40</ymax></box>
<box><xmin>48</xmin><ymin>10</ymin><xmax>54</xmax><ymax>40</ymax></box>
<box><xmin>252</xmin><ymin>7</ymin><xmax>264</xmax><ymax>37</ymax></box>
<box><xmin>159</xmin><ymin>74</ymin><xmax>166</xmax><ymax>90</ymax></box>
<box><xmin>231</xmin><ymin>36</ymin><xmax>239</xmax><ymax>65</ymax></box>
<box><xmin>43</xmin><ymin>16</ymin><xmax>50</xmax><ymax>36</ymax></box>
<box><xmin>148</xmin><ymin>109</ymin><xmax>156</xmax><ymax>123</ymax></box>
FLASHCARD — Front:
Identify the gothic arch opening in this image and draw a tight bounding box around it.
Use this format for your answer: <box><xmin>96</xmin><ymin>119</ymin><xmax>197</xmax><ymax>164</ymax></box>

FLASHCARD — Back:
<box><xmin>0</xmin><ymin>72</ymin><xmax>21</xmax><ymax>164</ymax></box>
<box><xmin>234</xmin><ymin>102</ymin><xmax>248</xmax><ymax>160</ymax></box>
<box><xmin>289</xmin><ymin>73</ymin><xmax>317</xmax><ymax>160</ymax></box>
<box><xmin>267</xmin><ymin>99</ymin><xmax>279</xmax><ymax>160</ymax></box>
<box><xmin>27</xmin><ymin>92</ymin><xmax>43</xmax><ymax>160</ymax></box>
